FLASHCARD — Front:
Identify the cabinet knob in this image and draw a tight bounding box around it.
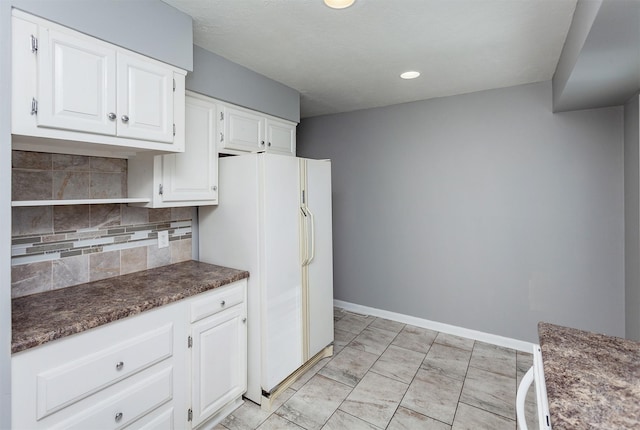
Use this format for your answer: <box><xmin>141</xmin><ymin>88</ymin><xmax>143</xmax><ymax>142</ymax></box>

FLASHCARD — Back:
<box><xmin>242</xmin><ymin>317</ymin><xmax>247</xmax><ymax>323</ymax></box>
<box><xmin>115</xmin><ymin>412</ymin><xmax>123</xmax><ymax>422</ymax></box>
<box><xmin>115</xmin><ymin>361</ymin><xmax>124</xmax><ymax>371</ymax></box>
<box><xmin>261</xmin><ymin>140</ymin><xmax>265</xmax><ymax>146</ymax></box>
<box><xmin>211</xmin><ymin>185</ymin><xmax>217</xmax><ymax>191</ymax></box>
<box><xmin>268</xmin><ymin>142</ymin><xmax>271</xmax><ymax>147</ymax></box>
<box><xmin>108</xmin><ymin>112</ymin><xmax>116</xmax><ymax>120</ymax></box>
<box><xmin>220</xmin><ymin>300</ymin><xmax>226</xmax><ymax>307</ymax></box>
<box><xmin>121</xmin><ymin>115</ymin><xmax>129</xmax><ymax>123</ymax></box>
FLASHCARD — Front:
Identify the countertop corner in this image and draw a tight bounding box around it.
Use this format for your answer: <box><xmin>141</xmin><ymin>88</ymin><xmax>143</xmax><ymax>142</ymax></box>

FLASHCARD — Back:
<box><xmin>538</xmin><ymin>322</ymin><xmax>640</xmax><ymax>429</ymax></box>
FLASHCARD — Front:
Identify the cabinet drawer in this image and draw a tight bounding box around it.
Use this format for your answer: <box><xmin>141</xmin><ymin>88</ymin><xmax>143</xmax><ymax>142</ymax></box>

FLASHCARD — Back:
<box><xmin>124</xmin><ymin>404</ymin><xmax>174</xmax><ymax>430</ymax></box>
<box><xmin>50</xmin><ymin>364</ymin><xmax>173</xmax><ymax>430</ymax></box>
<box><xmin>37</xmin><ymin>323</ymin><xmax>173</xmax><ymax>419</ymax></box>
<box><xmin>190</xmin><ymin>282</ymin><xmax>245</xmax><ymax>323</ymax></box>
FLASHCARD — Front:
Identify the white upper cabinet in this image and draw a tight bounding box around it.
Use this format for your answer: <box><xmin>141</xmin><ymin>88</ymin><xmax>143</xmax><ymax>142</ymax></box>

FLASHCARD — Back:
<box><xmin>220</xmin><ymin>104</ymin><xmax>296</xmax><ymax>156</ymax></box>
<box><xmin>37</xmin><ymin>27</ymin><xmax>117</xmax><ymax>136</ymax></box>
<box><xmin>265</xmin><ymin>118</ymin><xmax>296</xmax><ymax>156</ymax></box>
<box><xmin>11</xmin><ymin>10</ymin><xmax>186</xmax><ymax>157</ymax></box>
<box><xmin>117</xmin><ymin>52</ymin><xmax>175</xmax><ymax>143</ymax></box>
<box><xmin>223</xmin><ymin>106</ymin><xmax>265</xmax><ymax>153</ymax></box>
<box><xmin>127</xmin><ymin>92</ymin><xmax>218</xmax><ymax>207</ymax></box>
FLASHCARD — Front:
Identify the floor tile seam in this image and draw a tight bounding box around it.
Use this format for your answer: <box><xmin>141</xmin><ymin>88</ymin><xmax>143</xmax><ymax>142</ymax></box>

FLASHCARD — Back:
<box><xmin>367</xmin><ymin>366</ymin><xmax>416</xmax><ymax>386</ymax></box>
<box><xmin>314</xmin><ymin>369</ymin><xmax>360</xmax><ymax>393</ymax></box>
<box><xmin>394</xmin><ymin>402</ymin><xmax>456</xmax><ymax>428</ymax></box>
<box><xmin>389</xmin><ymin>338</ymin><xmax>434</xmax><ymax>356</ymax></box>
<box><xmin>421</xmin><ymin>347</ymin><xmax>473</xmax><ymax>370</ymax></box>
<box><xmin>449</xmin><ymin>345</ymin><xmax>474</xmax><ymax>429</ymax></box>
<box><xmin>385</xmin><ymin>341</ymin><xmax>429</xmax><ymax>357</ymax></box>
<box><xmin>367</xmin><ymin>324</ymin><xmax>405</xmax><ymax>337</ymax></box>
<box><xmin>274</xmin><ymin>411</ymin><xmax>308</xmax><ymax>429</ymax></box>
<box><xmin>467</xmin><ymin>363</ymin><xmax>518</xmax><ymax>380</ymax></box>
<box><xmin>354</xmin><ymin>329</ymin><xmax>403</xmax><ymax>368</ymax></box>
<box><xmin>432</xmin><ymin>338</ymin><xmax>476</xmax><ymax>353</ymax></box>
<box><xmin>456</xmin><ymin>400</ymin><xmax>517</xmax><ymax>423</ymax></box>
<box><xmin>394</xmin><ymin>356</ymin><xmax>463</xmax><ymax>427</ymax></box>
<box><xmin>335</xmin><ymin>402</ymin><xmax>387</xmax><ymax>429</ymax></box>
<box><xmin>348</xmin><ymin>330</ymin><xmax>400</xmax><ymax>354</ymax></box>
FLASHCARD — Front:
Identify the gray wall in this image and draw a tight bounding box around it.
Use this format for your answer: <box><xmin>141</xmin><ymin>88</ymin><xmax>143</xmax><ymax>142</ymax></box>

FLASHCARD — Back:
<box><xmin>625</xmin><ymin>93</ymin><xmax>640</xmax><ymax>340</ymax></box>
<box><xmin>298</xmin><ymin>81</ymin><xmax>625</xmax><ymax>343</ymax></box>
<box><xmin>553</xmin><ymin>0</ymin><xmax>640</xmax><ymax>112</ymax></box>
<box><xmin>10</xmin><ymin>0</ymin><xmax>193</xmax><ymax>70</ymax></box>
<box><xmin>552</xmin><ymin>0</ymin><xmax>602</xmax><ymax>110</ymax></box>
<box><xmin>187</xmin><ymin>45</ymin><xmax>300</xmax><ymax>123</ymax></box>
<box><xmin>1</xmin><ymin>1</ymin><xmax>12</xmax><ymax>427</ymax></box>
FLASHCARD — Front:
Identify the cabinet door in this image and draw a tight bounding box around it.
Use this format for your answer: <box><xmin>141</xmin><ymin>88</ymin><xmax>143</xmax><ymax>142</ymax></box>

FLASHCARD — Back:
<box><xmin>117</xmin><ymin>52</ymin><xmax>174</xmax><ymax>143</ymax></box>
<box><xmin>265</xmin><ymin>119</ymin><xmax>296</xmax><ymax>156</ymax></box>
<box><xmin>37</xmin><ymin>27</ymin><xmax>117</xmax><ymax>135</ymax></box>
<box><xmin>222</xmin><ymin>106</ymin><xmax>265</xmax><ymax>152</ymax></box>
<box><xmin>161</xmin><ymin>96</ymin><xmax>218</xmax><ymax>203</ymax></box>
<box><xmin>190</xmin><ymin>305</ymin><xmax>246</xmax><ymax>428</ymax></box>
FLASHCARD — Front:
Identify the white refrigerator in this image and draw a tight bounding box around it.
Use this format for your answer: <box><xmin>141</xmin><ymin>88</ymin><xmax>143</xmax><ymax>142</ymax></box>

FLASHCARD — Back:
<box><xmin>198</xmin><ymin>153</ymin><xmax>334</xmax><ymax>405</ymax></box>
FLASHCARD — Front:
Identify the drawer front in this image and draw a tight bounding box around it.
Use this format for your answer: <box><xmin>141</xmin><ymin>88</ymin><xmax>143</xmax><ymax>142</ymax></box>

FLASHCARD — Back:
<box><xmin>190</xmin><ymin>281</ymin><xmax>245</xmax><ymax>323</ymax></box>
<box><xmin>125</xmin><ymin>404</ymin><xmax>174</xmax><ymax>430</ymax></box>
<box><xmin>51</xmin><ymin>364</ymin><xmax>173</xmax><ymax>430</ymax></box>
<box><xmin>37</xmin><ymin>323</ymin><xmax>173</xmax><ymax>419</ymax></box>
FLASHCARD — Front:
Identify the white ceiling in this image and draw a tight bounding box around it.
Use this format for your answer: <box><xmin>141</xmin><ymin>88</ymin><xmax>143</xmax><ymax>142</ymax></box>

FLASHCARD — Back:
<box><xmin>162</xmin><ymin>0</ymin><xmax>577</xmax><ymax>118</ymax></box>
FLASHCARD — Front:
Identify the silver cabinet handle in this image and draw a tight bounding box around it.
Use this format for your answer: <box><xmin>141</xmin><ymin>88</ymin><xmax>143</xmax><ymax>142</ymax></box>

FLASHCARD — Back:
<box><xmin>115</xmin><ymin>361</ymin><xmax>124</xmax><ymax>371</ymax></box>
<box><xmin>220</xmin><ymin>300</ymin><xmax>226</xmax><ymax>307</ymax></box>
<box><xmin>121</xmin><ymin>115</ymin><xmax>129</xmax><ymax>123</ymax></box>
<box><xmin>108</xmin><ymin>112</ymin><xmax>116</xmax><ymax>120</ymax></box>
<box><xmin>115</xmin><ymin>412</ymin><xmax>123</xmax><ymax>422</ymax></box>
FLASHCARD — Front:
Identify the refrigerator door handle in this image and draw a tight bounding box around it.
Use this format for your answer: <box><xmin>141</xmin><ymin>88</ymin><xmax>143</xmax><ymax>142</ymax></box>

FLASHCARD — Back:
<box><xmin>307</xmin><ymin>206</ymin><xmax>315</xmax><ymax>265</ymax></box>
<box><xmin>300</xmin><ymin>206</ymin><xmax>309</xmax><ymax>266</ymax></box>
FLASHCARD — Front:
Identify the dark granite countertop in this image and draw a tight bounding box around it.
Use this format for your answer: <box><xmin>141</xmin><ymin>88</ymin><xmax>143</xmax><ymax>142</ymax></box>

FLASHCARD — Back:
<box><xmin>538</xmin><ymin>322</ymin><xmax>640</xmax><ymax>429</ymax></box>
<box><xmin>12</xmin><ymin>260</ymin><xmax>249</xmax><ymax>354</ymax></box>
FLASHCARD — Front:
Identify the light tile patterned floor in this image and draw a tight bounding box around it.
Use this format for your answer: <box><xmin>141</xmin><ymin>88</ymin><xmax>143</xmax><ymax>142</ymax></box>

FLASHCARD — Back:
<box><xmin>217</xmin><ymin>307</ymin><xmax>538</xmax><ymax>430</ymax></box>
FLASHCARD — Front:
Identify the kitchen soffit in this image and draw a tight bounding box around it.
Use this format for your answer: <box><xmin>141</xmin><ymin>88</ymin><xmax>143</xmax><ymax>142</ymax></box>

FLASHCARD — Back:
<box><xmin>162</xmin><ymin>0</ymin><xmax>577</xmax><ymax>118</ymax></box>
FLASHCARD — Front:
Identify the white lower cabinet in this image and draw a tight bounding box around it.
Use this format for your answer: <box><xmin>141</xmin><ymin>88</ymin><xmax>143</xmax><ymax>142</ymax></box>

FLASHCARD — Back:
<box><xmin>189</xmin><ymin>282</ymin><xmax>247</xmax><ymax>428</ymax></box>
<box><xmin>12</xmin><ymin>279</ymin><xmax>247</xmax><ymax>429</ymax></box>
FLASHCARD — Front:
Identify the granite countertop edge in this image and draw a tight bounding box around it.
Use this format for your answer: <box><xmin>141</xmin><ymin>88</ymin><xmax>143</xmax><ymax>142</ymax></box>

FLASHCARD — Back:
<box><xmin>12</xmin><ymin>260</ymin><xmax>249</xmax><ymax>354</ymax></box>
<box><xmin>538</xmin><ymin>321</ymin><xmax>640</xmax><ymax>429</ymax></box>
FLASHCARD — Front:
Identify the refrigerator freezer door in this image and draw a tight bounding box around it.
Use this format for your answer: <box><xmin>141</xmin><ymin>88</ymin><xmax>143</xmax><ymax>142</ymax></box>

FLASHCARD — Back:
<box><xmin>304</xmin><ymin>159</ymin><xmax>334</xmax><ymax>358</ymax></box>
<box><xmin>260</xmin><ymin>154</ymin><xmax>304</xmax><ymax>392</ymax></box>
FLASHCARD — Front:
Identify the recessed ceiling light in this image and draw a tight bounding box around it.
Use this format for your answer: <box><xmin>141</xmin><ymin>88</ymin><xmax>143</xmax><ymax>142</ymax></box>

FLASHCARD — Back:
<box><xmin>324</xmin><ymin>0</ymin><xmax>355</xmax><ymax>9</ymax></box>
<box><xmin>400</xmin><ymin>71</ymin><xmax>421</xmax><ymax>80</ymax></box>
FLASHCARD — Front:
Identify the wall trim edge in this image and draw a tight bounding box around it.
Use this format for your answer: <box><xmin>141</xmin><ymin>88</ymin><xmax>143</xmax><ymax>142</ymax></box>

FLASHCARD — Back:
<box><xmin>334</xmin><ymin>299</ymin><xmax>535</xmax><ymax>353</ymax></box>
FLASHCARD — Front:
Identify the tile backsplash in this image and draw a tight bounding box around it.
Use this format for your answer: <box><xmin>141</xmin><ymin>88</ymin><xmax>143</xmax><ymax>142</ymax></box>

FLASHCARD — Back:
<box><xmin>11</xmin><ymin>151</ymin><xmax>194</xmax><ymax>298</ymax></box>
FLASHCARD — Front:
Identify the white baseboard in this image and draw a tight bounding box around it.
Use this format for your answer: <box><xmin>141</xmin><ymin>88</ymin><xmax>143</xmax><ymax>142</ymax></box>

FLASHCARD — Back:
<box><xmin>334</xmin><ymin>299</ymin><xmax>534</xmax><ymax>353</ymax></box>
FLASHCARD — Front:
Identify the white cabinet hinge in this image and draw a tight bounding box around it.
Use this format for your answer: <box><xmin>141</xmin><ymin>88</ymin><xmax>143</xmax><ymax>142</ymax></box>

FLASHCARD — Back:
<box><xmin>31</xmin><ymin>98</ymin><xmax>38</xmax><ymax>115</ymax></box>
<box><xmin>30</xmin><ymin>35</ymin><xmax>38</xmax><ymax>53</ymax></box>
<box><xmin>187</xmin><ymin>335</ymin><xmax>192</xmax><ymax>348</ymax></box>
<box><xmin>159</xmin><ymin>184</ymin><xmax>163</xmax><ymax>195</ymax></box>
<box><xmin>173</xmin><ymin>78</ymin><xmax>176</xmax><ymax>92</ymax></box>
<box><xmin>173</xmin><ymin>123</ymin><xmax>176</xmax><ymax>136</ymax></box>
<box><xmin>187</xmin><ymin>408</ymin><xmax>193</xmax><ymax>422</ymax></box>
